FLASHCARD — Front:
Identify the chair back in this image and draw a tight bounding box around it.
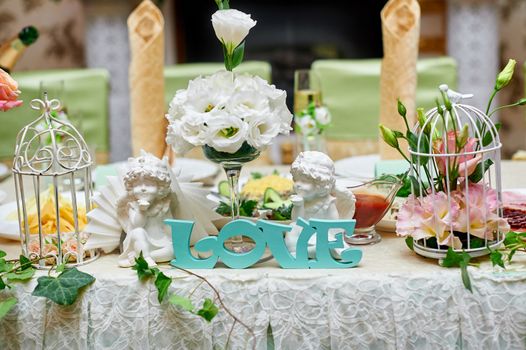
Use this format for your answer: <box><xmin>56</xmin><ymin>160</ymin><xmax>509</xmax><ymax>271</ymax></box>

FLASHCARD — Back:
<box><xmin>311</xmin><ymin>57</ymin><xmax>457</xmax><ymax>142</ymax></box>
<box><xmin>4</xmin><ymin>69</ymin><xmax>110</xmax><ymax>163</ymax></box>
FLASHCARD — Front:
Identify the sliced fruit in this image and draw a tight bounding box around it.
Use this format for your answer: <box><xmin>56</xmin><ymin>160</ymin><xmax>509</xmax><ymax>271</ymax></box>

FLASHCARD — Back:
<box><xmin>218</xmin><ymin>181</ymin><xmax>230</xmax><ymax>197</ymax></box>
<box><xmin>263</xmin><ymin>188</ymin><xmax>286</xmax><ymax>209</ymax></box>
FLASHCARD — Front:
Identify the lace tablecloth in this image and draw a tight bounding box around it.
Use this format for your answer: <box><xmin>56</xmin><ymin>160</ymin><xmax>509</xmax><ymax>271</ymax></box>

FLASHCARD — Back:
<box><xmin>1</xmin><ymin>233</ymin><xmax>526</xmax><ymax>350</ymax></box>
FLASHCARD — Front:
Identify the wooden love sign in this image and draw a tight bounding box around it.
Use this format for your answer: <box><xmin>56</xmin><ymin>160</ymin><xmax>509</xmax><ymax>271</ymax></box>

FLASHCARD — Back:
<box><xmin>167</xmin><ymin>218</ymin><xmax>362</xmax><ymax>269</ymax></box>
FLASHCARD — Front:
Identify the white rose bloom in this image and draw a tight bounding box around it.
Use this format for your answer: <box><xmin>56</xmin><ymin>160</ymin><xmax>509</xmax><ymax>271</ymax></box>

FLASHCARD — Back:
<box><xmin>227</xmin><ymin>90</ymin><xmax>269</xmax><ymax>121</ymax></box>
<box><xmin>185</xmin><ymin>74</ymin><xmax>230</xmax><ymax>113</ymax></box>
<box><xmin>166</xmin><ymin>119</ymin><xmax>194</xmax><ymax>155</ymax></box>
<box><xmin>207</xmin><ymin>114</ymin><xmax>249</xmax><ymax>153</ymax></box>
<box><xmin>315</xmin><ymin>106</ymin><xmax>331</xmax><ymax>126</ymax></box>
<box><xmin>179</xmin><ymin>113</ymin><xmax>210</xmax><ymax>146</ymax></box>
<box><xmin>167</xmin><ymin>89</ymin><xmax>188</xmax><ymax>121</ymax></box>
<box><xmin>211</xmin><ymin>9</ymin><xmax>256</xmax><ymax>49</ymax></box>
<box><xmin>247</xmin><ymin>113</ymin><xmax>281</xmax><ymax>149</ymax></box>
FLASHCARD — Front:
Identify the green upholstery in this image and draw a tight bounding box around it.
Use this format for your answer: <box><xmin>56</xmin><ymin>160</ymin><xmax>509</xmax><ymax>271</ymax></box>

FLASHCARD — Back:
<box><xmin>311</xmin><ymin>57</ymin><xmax>457</xmax><ymax>141</ymax></box>
<box><xmin>2</xmin><ymin>69</ymin><xmax>110</xmax><ymax>160</ymax></box>
<box><xmin>164</xmin><ymin>61</ymin><xmax>272</xmax><ymax>106</ymax></box>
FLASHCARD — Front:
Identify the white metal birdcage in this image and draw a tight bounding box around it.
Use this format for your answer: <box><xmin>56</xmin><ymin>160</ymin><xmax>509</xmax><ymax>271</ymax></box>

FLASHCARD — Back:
<box><xmin>12</xmin><ymin>94</ymin><xmax>99</xmax><ymax>268</ymax></box>
<box><xmin>407</xmin><ymin>85</ymin><xmax>505</xmax><ymax>259</ymax></box>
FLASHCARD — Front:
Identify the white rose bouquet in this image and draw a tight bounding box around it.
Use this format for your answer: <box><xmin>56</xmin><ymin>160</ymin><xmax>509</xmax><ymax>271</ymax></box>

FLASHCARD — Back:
<box><xmin>294</xmin><ymin>101</ymin><xmax>332</xmax><ymax>137</ymax></box>
<box><xmin>165</xmin><ymin>0</ymin><xmax>292</xmax><ymax>156</ymax></box>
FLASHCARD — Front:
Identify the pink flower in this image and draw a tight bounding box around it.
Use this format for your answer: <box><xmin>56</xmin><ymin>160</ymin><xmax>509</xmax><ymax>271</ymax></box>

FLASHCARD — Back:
<box><xmin>454</xmin><ymin>183</ymin><xmax>510</xmax><ymax>240</ymax></box>
<box><xmin>0</xmin><ymin>68</ymin><xmax>22</xmax><ymax>111</ymax></box>
<box><xmin>433</xmin><ymin>131</ymin><xmax>480</xmax><ymax>177</ymax></box>
<box><xmin>397</xmin><ymin>192</ymin><xmax>459</xmax><ymax>243</ymax></box>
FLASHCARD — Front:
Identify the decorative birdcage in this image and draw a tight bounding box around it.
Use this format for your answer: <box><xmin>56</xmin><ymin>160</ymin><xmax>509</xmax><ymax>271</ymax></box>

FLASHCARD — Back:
<box><xmin>12</xmin><ymin>94</ymin><xmax>99</xmax><ymax>268</ymax></box>
<box><xmin>406</xmin><ymin>85</ymin><xmax>505</xmax><ymax>259</ymax></box>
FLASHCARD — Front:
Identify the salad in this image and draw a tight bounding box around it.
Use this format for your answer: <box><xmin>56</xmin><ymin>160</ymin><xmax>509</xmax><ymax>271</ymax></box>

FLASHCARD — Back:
<box><xmin>215</xmin><ymin>171</ymin><xmax>294</xmax><ymax>221</ymax></box>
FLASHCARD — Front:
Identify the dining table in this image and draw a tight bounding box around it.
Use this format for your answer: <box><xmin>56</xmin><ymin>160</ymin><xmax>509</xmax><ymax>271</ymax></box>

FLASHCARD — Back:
<box><xmin>0</xmin><ymin>158</ymin><xmax>525</xmax><ymax>350</ymax></box>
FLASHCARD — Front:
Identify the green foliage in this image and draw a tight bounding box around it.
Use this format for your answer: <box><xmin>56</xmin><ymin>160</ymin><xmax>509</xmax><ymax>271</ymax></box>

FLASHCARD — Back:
<box><xmin>0</xmin><ymin>297</ymin><xmax>17</xmax><ymax>319</ymax></box>
<box><xmin>482</xmin><ymin>122</ymin><xmax>501</xmax><ymax>147</ymax></box>
<box><xmin>489</xmin><ymin>248</ymin><xmax>505</xmax><ymax>269</ymax></box>
<box><xmin>197</xmin><ymin>298</ymin><xmax>219</xmax><ymax>322</ymax></box>
<box><xmin>441</xmin><ymin>248</ymin><xmax>472</xmax><ymax>293</ymax></box>
<box><xmin>272</xmin><ymin>203</ymin><xmax>293</xmax><ymax>221</ymax></box>
<box><xmin>250</xmin><ymin>172</ymin><xmax>263</xmax><ymax>179</ymax></box>
<box><xmin>230</xmin><ymin>41</ymin><xmax>245</xmax><ymax>70</ymax></box>
<box><xmin>502</xmin><ymin>231</ymin><xmax>526</xmax><ymax>263</ymax></box>
<box><xmin>468</xmin><ymin>159</ymin><xmax>494</xmax><ymax>183</ymax></box>
<box><xmin>405</xmin><ymin>237</ymin><xmax>414</xmax><ymax>251</ymax></box>
<box><xmin>216</xmin><ymin>199</ymin><xmax>258</xmax><ymax>217</ymax></box>
<box><xmin>32</xmin><ymin>268</ymin><xmax>95</xmax><ymax>305</ymax></box>
<box><xmin>169</xmin><ymin>294</ymin><xmax>195</xmax><ymax>312</ymax></box>
<box><xmin>133</xmin><ymin>253</ymin><xmax>219</xmax><ymax>322</ymax></box>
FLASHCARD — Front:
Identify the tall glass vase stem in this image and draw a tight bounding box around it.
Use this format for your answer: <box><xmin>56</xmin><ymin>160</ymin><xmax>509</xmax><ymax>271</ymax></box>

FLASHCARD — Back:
<box><xmin>223</xmin><ymin>162</ymin><xmax>245</xmax><ymax>252</ymax></box>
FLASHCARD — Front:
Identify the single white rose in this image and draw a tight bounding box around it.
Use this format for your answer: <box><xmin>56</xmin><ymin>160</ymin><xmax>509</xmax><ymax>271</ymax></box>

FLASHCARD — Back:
<box><xmin>314</xmin><ymin>106</ymin><xmax>331</xmax><ymax>126</ymax></box>
<box><xmin>247</xmin><ymin>113</ymin><xmax>281</xmax><ymax>149</ymax></box>
<box><xmin>207</xmin><ymin>114</ymin><xmax>249</xmax><ymax>153</ymax></box>
<box><xmin>166</xmin><ymin>119</ymin><xmax>195</xmax><ymax>155</ymax></box>
<box><xmin>185</xmin><ymin>74</ymin><xmax>231</xmax><ymax>113</ymax></box>
<box><xmin>227</xmin><ymin>90</ymin><xmax>269</xmax><ymax>120</ymax></box>
<box><xmin>179</xmin><ymin>113</ymin><xmax>210</xmax><ymax>146</ymax></box>
<box><xmin>211</xmin><ymin>9</ymin><xmax>256</xmax><ymax>50</ymax></box>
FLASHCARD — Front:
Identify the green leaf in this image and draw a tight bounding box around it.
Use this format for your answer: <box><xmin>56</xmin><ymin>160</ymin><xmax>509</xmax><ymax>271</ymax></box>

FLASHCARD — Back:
<box><xmin>0</xmin><ymin>259</ymin><xmax>8</xmax><ymax>273</ymax></box>
<box><xmin>405</xmin><ymin>237</ymin><xmax>414</xmax><ymax>251</ymax></box>
<box><xmin>441</xmin><ymin>247</ymin><xmax>463</xmax><ymax>267</ymax></box>
<box><xmin>56</xmin><ymin>263</ymin><xmax>66</xmax><ymax>274</ymax></box>
<box><xmin>0</xmin><ymin>297</ymin><xmax>17</xmax><ymax>319</ymax></box>
<box><xmin>6</xmin><ymin>267</ymin><xmax>35</xmax><ymax>282</ymax></box>
<box><xmin>169</xmin><ymin>294</ymin><xmax>195</xmax><ymax>312</ymax></box>
<box><xmin>196</xmin><ymin>298</ymin><xmax>219</xmax><ymax>322</ymax></box>
<box><xmin>216</xmin><ymin>201</ymin><xmax>232</xmax><ymax>216</ymax></box>
<box><xmin>0</xmin><ymin>277</ymin><xmax>6</xmax><ymax>290</ymax></box>
<box><xmin>489</xmin><ymin>248</ymin><xmax>505</xmax><ymax>269</ymax></box>
<box><xmin>460</xmin><ymin>263</ymin><xmax>473</xmax><ymax>293</ymax></box>
<box><xmin>392</xmin><ymin>130</ymin><xmax>405</xmax><ymax>139</ymax></box>
<box><xmin>19</xmin><ymin>255</ymin><xmax>32</xmax><ymax>270</ymax></box>
<box><xmin>482</xmin><ymin>123</ymin><xmax>501</xmax><ymax>147</ymax></box>
<box><xmin>407</xmin><ymin>131</ymin><xmax>429</xmax><ymax>165</ymax></box>
<box><xmin>32</xmin><ymin>268</ymin><xmax>95</xmax><ymax>306</ymax></box>
<box><xmin>250</xmin><ymin>172</ymin><xmax>263</xmax><ymax>179</ymax></box>
<box><xmin>468</xmin><ymin>159</ymin><xmax>493</xmax><ymax>183</ymax></box>
<box><xmin>231</xmin><ymin>41</ymin><xmax>245</xmax><ymax>70</ymax></box>
<box><xmin>132</xmin><ymin>252</ymin><xmax>155</xmax><ymax>281</ymax></box>
<box><xmin>239</xmin><ymin>199</ymin><xmax>258</xmax><ymax>217</ymax></box>
<box><xmin>154</xmin><ymin>271</ymin><xmax>172</xmax><ymax>303</ymax></box>
<box><xmin>0</xmin><ymin>251</ymin><xmax>6</xmax><ymax>259</ymax></box>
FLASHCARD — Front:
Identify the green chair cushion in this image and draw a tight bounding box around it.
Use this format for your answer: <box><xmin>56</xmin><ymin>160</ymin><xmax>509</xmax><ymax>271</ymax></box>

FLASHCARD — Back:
<box><xmin>2</xmin><ymin>69</ymin><xmax>110</xmax><ymax>160</ymax></box>
<box><xmin>164</xmin><ymin>61</ymin><xmax>272</xmax><ymax>106</ymax></box>
<box><xmin>311</xmin><ymin>57</ymin><xmax>457</xmax><ymax>141</ymax></box>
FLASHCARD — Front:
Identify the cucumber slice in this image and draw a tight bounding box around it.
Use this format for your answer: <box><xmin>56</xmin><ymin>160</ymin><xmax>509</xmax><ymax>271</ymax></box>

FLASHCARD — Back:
<box><xmin>263</xmin><ymin>188</ymin><xmax>284</xmax><ymax>209</ymax></box>
<box><xmin>218</xmin><ymin>181</ymin><xmax>230</xmax><ymax>197</ymax></box>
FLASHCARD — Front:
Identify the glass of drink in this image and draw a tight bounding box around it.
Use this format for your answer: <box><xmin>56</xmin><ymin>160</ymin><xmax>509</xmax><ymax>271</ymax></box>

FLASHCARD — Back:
<box><xmin>293</xmin><ymin>69</ymin><xmax>321</xmax><ymax>114</ymax></box>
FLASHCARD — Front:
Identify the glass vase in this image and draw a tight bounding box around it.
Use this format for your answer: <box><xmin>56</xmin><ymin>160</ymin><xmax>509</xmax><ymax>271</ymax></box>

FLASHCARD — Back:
<box><xmin>296</xmin><ymin>132</ymin><xmax>328</xmax><ymax>154</ymax></box>
<box><xmin>203</xmin><ymin>142</ymin><xmax>260</xmax><ymax>253</ymax></box>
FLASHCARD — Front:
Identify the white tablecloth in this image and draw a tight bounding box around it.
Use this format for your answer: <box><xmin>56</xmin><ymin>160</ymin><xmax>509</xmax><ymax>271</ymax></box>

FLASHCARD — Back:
<box><xmin>1</xmin><ymin>160</ymin><xmax>526</xmax><ymax>349</ymax></box>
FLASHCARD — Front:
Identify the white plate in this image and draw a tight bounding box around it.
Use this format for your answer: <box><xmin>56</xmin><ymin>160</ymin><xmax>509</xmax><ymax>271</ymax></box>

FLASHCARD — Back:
<box><xmin>173</xmin><ymin>158</ymin><xmax>219</xmax><ymax>183</ymax></box>
<box><xmin>334</xmin><ymin>154</ymin><xmax>379</xmax><ymax>180</ymax></box>
<box><xmin>0</xmin><ymin>191</ymin><xmax>87</xmax><ymax>241</ymax></box>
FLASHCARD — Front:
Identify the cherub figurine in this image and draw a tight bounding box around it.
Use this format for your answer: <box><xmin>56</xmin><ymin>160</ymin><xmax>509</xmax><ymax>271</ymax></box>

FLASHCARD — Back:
<box><xmin>285</xmin><ymin>151</ymin><xmax>356</xmax><ymax>258</ymax></box>
<box><xmin>116</xmin><ymin>153</ymin><xmax>174</xmax><ymax>267</ymax></box>
<box><xmin>84</xmin><ymin>150</ymin><xmax>221</xmax><ymax>267</ymax></box>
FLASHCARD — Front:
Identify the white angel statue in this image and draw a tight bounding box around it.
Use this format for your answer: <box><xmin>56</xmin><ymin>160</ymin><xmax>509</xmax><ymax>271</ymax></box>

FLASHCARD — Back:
<box><xmin>84</xmin><ymin>150</ymin><xmax>221</xmax><ymax>267</ymax></box>
<box><xmin>285</xmin><ymin>151</ymin><xmax>356</xmax><ymax>258</ymax></box>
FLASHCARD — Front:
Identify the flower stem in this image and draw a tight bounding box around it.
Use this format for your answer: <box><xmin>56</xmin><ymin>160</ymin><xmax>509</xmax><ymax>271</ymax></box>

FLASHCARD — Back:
<box><xmin>485</xmin><ymin>89</ymin><xmax>498</xmax><ymax>115</ymax></box>
<box><xmin>488</xmin><ymin>101</ymin><xmax>523</xmax><ymax>118</ymax></box>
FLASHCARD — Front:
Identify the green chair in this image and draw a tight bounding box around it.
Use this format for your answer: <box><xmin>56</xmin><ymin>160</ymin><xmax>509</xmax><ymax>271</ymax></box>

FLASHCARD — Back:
<box><xmin>164</xmin><ymin>61</ymin><xmax>272</xmax><ymax>106</ymax></box>
<box><xmin>2</xmin><ymin>69</ymin><xmax>110</xmax><ymax>162</ymax></box>
<box><xmin>311</xmin><ymin>57</ymin><xmax>457</xmax><ymax>143</ymax></box>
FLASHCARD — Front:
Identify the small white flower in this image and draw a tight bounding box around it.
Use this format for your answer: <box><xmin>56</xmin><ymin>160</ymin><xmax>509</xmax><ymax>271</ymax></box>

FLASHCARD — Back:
<box><xmin>211</xmin><ymin>9</ymin><xmax>256</xmax><ymax>50</ymax></box>
<box><xmin>314</xmin><ymin>106</ymin><xmax>331</xmax><ymax>126</ymax></box>
<box><xmin>296</xmin><ymin>116</ymin><xmax>318</xmax><ymax>136</ymax></box>
<box><xmin>207</xmin><ymin>114</ymin><xmax>249</xmax><ymax>153</ymax></box>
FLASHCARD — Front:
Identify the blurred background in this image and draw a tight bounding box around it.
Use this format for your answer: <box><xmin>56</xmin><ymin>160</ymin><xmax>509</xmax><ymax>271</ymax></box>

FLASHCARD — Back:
<box><xmin>1</xmin><ymin>0</ymin><xmax>525</xmax><ymax>161</ymax></box>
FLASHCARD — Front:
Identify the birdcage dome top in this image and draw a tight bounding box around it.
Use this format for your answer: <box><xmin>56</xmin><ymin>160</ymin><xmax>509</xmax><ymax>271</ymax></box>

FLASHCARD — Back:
<box><xmin>12</xmin><ymin>95</ymin><xmax>92</xmax><ymax>176</ymax></box>
<box><xmin>410</xmin><ymin>84</ymin><xmax>502</xmax><ymax>158</ymax></box>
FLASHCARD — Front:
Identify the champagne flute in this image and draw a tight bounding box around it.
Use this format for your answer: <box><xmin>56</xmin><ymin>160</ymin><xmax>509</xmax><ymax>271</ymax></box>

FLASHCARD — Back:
<box><xmin>293</xmin><ymin>69</ymin><xmax>321</xmax><ymax>114</ymax></box>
